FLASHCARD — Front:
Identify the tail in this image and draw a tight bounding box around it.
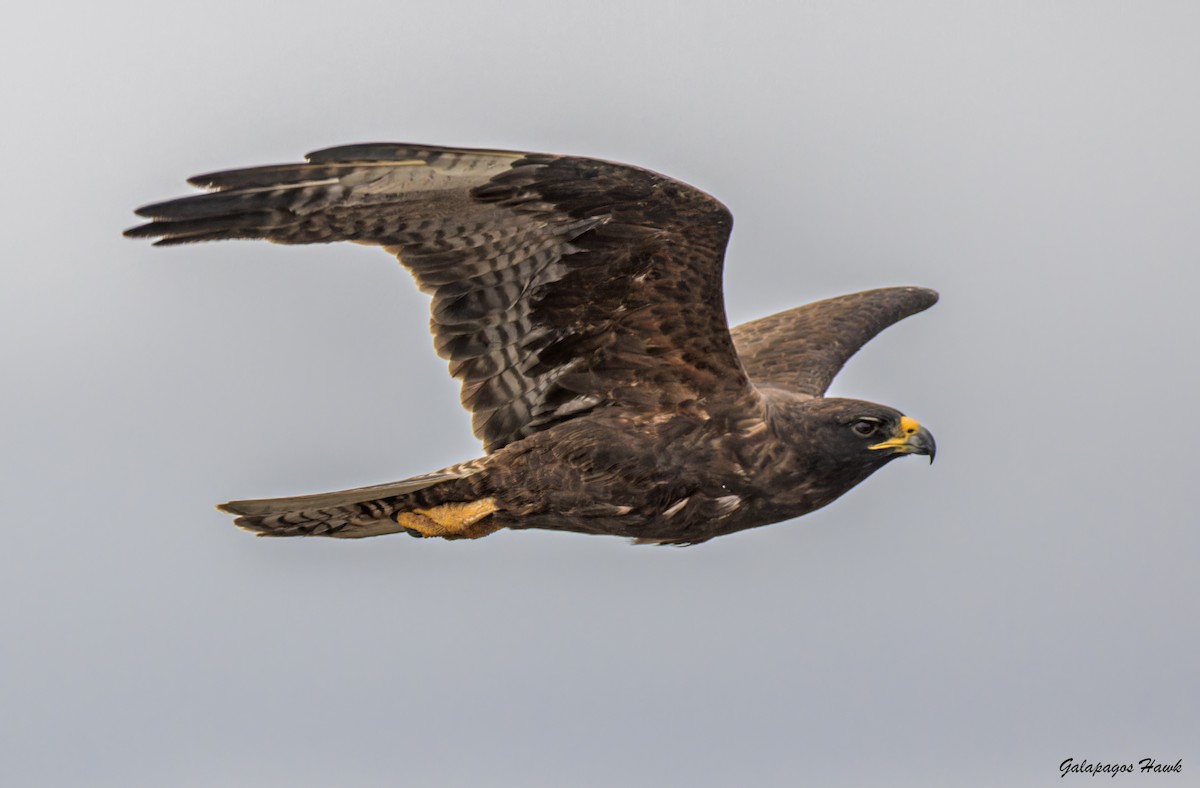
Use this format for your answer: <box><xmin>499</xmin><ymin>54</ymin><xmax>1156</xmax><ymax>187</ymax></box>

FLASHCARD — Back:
<box><xmin>219</xmin><ymin>465</ymin><xmax>491</xmax><ymax>539</ymax></box>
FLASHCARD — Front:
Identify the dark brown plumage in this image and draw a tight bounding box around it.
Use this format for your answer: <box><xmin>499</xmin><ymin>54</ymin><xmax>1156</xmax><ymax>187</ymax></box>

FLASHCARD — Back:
<box><xmin>126</xmin><ymin>143</ymin><xmax>937</xmax><ymax>545</ymax></box>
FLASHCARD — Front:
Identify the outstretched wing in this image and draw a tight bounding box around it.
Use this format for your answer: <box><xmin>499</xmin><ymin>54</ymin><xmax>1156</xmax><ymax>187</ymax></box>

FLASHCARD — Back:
<box><xmin>730</xmin><ymin>287</ymin><xmax>938</xmax><ymax>397</ymax></box>
<box><xmin>127</xmin><ymin>143</ymin><xmax>756</xmax><ymax>451</ymax></box>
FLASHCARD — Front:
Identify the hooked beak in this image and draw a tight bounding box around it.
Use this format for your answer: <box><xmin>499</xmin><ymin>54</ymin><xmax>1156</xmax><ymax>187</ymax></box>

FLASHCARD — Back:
<box><xmin>869</xmin><ymin>416</ymin><xmax>937</xmax><ymax>464</ymax></box>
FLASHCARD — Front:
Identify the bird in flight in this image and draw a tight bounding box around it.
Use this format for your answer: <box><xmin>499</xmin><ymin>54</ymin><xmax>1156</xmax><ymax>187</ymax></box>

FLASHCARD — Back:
<box><xmin>127</xmin><ymin>143</ymin><xmax>936</xmax><ymax>545</ymax></box>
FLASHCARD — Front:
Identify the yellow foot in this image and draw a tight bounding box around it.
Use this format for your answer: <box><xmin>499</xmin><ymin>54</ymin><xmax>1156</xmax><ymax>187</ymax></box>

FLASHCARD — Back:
<box><xmin>395</xmin><ymin>498</ymin><xmax>501</xmax><ymax>540</ymax></box>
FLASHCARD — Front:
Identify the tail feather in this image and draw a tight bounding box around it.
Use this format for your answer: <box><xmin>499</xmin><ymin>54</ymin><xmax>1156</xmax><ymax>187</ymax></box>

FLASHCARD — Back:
<box><xmin>218</xmin><ymin>467</ymin><xmax>474</xmax><ymax>538</ymax></box>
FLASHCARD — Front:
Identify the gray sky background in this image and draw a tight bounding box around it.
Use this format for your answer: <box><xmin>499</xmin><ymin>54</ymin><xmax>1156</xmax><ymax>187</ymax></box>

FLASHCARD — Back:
<box><xmin>3</xmin><ymin>2</ymin><xmax>1197</xmax><ymax>786</ymax></box>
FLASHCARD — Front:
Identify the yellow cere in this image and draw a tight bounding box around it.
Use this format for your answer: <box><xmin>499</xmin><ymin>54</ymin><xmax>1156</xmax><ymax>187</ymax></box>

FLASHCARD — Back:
<box><xmin>868</xmin><ymin>416</ymin><xmax>923</xmax><ymax>452</ymax></box>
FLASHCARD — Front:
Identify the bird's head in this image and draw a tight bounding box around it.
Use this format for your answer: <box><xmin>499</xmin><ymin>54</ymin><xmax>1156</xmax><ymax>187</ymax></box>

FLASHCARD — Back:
<box><xmin>789</xmin><ymin>397</ymin><xmax>936</xmax><ymax>468</ymax></box>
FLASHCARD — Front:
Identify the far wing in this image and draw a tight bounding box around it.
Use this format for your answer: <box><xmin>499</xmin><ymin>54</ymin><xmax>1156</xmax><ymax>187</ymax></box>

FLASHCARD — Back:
<box><xmin>730</xmin><ymin>287</ymin><xmax>938</xmax><ymax>397</ymax></box>
<box><xmin>127</xmin><ymin>144</ymin><xmax>757</xmax><ymax>451</ymax></box>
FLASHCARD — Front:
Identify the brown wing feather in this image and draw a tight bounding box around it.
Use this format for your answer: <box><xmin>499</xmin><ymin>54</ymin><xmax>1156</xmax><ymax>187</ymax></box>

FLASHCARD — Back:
<box><xmin>730</xmin><ymin>287</ymin><xmax>938</xmax><ymax>397</ymax></box>
<box><xmin>126</xmin><ymin>143</ymin><xmax>756</xmax><ymax>451</ymax></box>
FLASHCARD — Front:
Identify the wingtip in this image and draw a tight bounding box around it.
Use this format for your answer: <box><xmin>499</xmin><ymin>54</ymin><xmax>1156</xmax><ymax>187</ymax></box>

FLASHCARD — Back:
<box><xmin>898</xmin><ymin>286</ymin><xmax>939</xmax><ymax>311</ymax></box>
<box><xmin>131</xmin><ymin>199</ymin><xmax>175</xmax><ymax>219</ymax></box>
<box><xmin>123</xmin><ymin>221</ymin><xmax>165</xmax><ymax>240</ymax></box>
<box><xmin>186</xmin><ymin>171</ymin><xmax>226</xmax><ymax>188</ymax></box>
<box><xmin>855</xmin><ymin>286</ymin><xmax>939</xmax><ymax>309</ymax></box>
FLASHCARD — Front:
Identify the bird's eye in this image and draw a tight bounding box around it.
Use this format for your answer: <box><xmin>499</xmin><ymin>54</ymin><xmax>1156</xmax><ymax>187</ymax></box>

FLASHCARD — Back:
<box><xmin>851</xmin><ymin>419</ymin><xmax>880</xmax><ymax>437</ymax></box>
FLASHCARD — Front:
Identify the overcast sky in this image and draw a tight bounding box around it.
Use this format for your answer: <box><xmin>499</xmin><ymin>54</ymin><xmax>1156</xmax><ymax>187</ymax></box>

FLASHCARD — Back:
<box><xmin>3</xmin><ymin>2</ymin><xmax>1197</xmax><ymax>786</ymax></box>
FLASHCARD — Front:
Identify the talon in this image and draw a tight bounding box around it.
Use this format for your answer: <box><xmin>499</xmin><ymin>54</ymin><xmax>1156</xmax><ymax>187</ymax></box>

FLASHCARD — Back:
<box><xmin>394</xmin><ymin>498</ymin><xmax>501</xmax><ymax>539</ymax></box>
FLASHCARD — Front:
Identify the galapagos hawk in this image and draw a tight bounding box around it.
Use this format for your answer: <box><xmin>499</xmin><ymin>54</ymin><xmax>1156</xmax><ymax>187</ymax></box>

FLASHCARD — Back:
<box><xmin>126</xmin><ymin>143</ymin><xmax>937</xmax><ymax>545</ymax></box>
